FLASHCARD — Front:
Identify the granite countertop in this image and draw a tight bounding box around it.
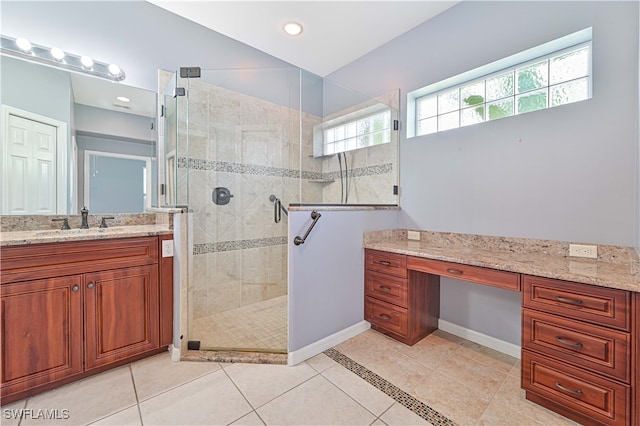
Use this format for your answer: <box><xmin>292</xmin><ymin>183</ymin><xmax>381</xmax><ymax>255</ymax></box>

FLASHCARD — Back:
<box><xmin>0</xmin><ymin>224</ymin><xmax>173</xmax><ymax>247</ymax></box>
<box><xmin>364</xmin><ymin>230</ymin><xmax>640</xmax><ymax>293</ymax></box>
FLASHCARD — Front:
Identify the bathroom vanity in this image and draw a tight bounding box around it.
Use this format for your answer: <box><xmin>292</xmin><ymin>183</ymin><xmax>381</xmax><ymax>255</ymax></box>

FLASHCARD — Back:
<box><xmin>0</xmin><ymin>225</ymin><xmax>174</xmax><ymax>404</ymax></box>
<box><xmin>364</xmin><ymin>230</ymin><xmax>639</xmax><ymax>426</ymax></box>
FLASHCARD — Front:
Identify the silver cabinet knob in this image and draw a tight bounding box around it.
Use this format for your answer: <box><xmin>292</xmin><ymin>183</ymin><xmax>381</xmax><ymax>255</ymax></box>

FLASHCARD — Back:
<box><xmin>87</xmin><ymin>282</ymin><xmax>95</xmax><ymax>289</ymax></box>
<box><xmin>72</xmin><ymin>285</ymin><xmax>79</xmax><ymax>292</ymax></box>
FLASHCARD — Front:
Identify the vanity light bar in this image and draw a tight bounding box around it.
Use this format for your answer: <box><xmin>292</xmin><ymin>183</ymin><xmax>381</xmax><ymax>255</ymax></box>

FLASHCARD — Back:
<box><xmin>0</xmin><ymin>35</ymin><xmax>126</xmax><ymax>82</ymax></box>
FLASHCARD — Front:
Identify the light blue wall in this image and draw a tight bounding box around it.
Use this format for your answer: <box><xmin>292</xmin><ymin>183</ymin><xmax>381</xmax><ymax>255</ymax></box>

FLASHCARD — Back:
<box><xmin>74</xmin><ymin>104</ymin><xmax>155</xmax><ymax>143</ymax></box>
<box><xmin>328</xmin><ymin>1</ymin><xmax>640</xmax><ymax>345</ymax></box>
<box><xmin>288</xmin><ymin>209</ymin><xmax>399</xmax><ymax>352</ymax></box>
<box><xmin>1</xmin><ymin>56</ymin><xmax>72</xmax><ymax>123</ymax></box>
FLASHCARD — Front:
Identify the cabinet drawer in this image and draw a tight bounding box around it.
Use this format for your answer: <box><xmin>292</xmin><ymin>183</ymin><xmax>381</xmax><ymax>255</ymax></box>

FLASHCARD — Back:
<box><xmin>523</xmin><ymin>276</ymin><xmax>631</xmax><ymax>331</ymax></box>
<box><xmin>407</xmin><ymin>256</ymin><xmax>520</xmax><ymax>291</ymax></box>
<box><xmin>365</xmin><ymin>270</ymin><xmax>408</xmax><ymax>307</ymax></box>
<box><xmin>365</xmin><ymin>250</ymin><xmax>407</xmax><ymax>278</ymax></box>
<box><xmin>522</xmin><ymin>351</ymin><xmax>629</xmax><ymax>425</ymax></box>
<box><xmin>1</xmin><ymin>237</ymin><xmax>159</xmax><ymax>284</ymax></box>
<box><xmin>523</xmin><ymin>309</ymin><xmax>630</xmax><ymax>382</ymax></box>
<box><xmin>365</xmin><ymin>296</ymin><xmax>408</xmax><ymax>337</ymax></box>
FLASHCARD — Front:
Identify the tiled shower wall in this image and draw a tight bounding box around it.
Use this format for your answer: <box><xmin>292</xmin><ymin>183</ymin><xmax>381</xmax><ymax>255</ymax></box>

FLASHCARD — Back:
<box><xmin>176</xmin><ymin>78</ymin><xmax>310</xmax><ymax>325</ymax></box>
<box><xmin>171</xmin><ymin>74</ymin><xmax>398</xmax><ymax>330</ymax></box>
<box><xmin>313</xmin><ymin>90</ymin><xmax>400</xmax><ymax>205</ymax></box>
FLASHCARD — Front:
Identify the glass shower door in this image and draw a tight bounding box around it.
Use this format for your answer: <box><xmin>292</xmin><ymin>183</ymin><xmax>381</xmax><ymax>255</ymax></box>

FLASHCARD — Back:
<box><xmin>183</xmin><ymin>68</ymin><xmax>301</xmax><ymax>353</ymax></box>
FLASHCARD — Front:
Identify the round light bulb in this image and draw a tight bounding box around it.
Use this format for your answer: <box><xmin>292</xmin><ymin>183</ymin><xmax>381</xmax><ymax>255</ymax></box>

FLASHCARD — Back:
<box><xmin>51</xmin><ymin>47</ymin><xmax>65</xmax><ymax>61</ymax></box>
<box><xmin>283</xmin><ymin>22</ymin><xmax>303</xmax><ymax>36</ymax></box>
<box><xmin>116</xmin><ymin>96</ymin><xmax>130</xmax><ymax>103</ymax></box>
<box><xmin>16</xmin><ymin>38</ymin><xmax>32</xmax><ymax>52</ymax></box>
<box><xmin>80</xmin><ymin>56</ymin><xmax>94</xmax><ymax>68</ymax></box>
<box><xmin>108</xmin><ymin>64</ymin><xmax>121</xmax><ymax>76</ymax></box>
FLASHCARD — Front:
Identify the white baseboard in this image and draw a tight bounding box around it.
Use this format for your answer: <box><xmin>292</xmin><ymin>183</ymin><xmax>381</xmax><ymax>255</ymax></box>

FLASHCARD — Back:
<box><xmin>288</xmin><ymin>321</ymin><xmax>371</xmax><ymax>366</ymax></box>
<box><xmin>438</xmin><ymin>319</ymin><xmax>521</xmax><ymax>359</ymax></box>
<box><xmin>169</xmin><ymin>344</ymin><xmax>181</xmax><ymax>362</ymax></box>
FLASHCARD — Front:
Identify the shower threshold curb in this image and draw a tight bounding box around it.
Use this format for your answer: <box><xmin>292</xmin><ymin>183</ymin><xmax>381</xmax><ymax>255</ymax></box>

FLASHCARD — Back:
<box><xmin>181</xmin><ymin>349</ymin><xmax>287</xmax><ymax>365</ymax></box>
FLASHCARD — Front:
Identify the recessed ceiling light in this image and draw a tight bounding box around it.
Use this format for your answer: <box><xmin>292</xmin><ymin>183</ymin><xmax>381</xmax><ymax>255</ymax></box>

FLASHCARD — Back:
<box><xmin>283</xmin><ymin>22</ymin><xmax>303</xmax><ymax>36</ymax></box>
<box><xmin>116</xmin><ymin>96</ymin><xmax>130</xmax><ymax>103</ymax></box>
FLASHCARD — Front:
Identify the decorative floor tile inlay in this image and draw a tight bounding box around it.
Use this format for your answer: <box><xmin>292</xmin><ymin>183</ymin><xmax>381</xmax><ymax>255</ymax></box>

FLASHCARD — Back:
<box><xmin>323</xmin><ymin>348</ymin><xmax>456</xmax><ymax>426</ymax></box>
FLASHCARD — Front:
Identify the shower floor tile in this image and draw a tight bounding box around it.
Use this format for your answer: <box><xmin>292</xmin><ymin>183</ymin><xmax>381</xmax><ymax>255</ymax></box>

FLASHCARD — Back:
<box><xmin>190</xmin><ymin>295</ymin><xmax>287</xmax><ymax>352</ymax></box>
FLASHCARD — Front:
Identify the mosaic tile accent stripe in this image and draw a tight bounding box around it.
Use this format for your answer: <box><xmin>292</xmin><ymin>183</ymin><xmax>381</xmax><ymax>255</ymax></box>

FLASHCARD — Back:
<box><xmin>326</xmin><ymin>163</ymin><xmax>393</xmax><ymax>180</ymax></box>
<box><xmin>193</xmin><ymin>236</ymin><xmax>287</xmax><ymax>255</ymax></box>
<box><xmin>177</xmin><ymin>157</ymin><xmax>391</xmax><ymax>180</ymax></box>
<box><xmin>324</xmin><ymin>348</ymin><xmax>457</xmax><ymax>426</ymax></box>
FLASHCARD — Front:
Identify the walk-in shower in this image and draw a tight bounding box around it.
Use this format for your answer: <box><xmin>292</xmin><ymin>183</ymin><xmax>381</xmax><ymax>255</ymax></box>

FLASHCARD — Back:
<box><xmin>162</xmin><ymin>67</ymin><xmax>400</xmax><ymax>356</ymax></box>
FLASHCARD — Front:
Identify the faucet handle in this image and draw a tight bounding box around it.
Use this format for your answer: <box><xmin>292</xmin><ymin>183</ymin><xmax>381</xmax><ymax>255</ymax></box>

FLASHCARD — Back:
<box><xmin>100</xmin><ymin>217</ymin><xmax>115</xmax><ymax>229</ymax></box>
<box><xmin>52</xmin><ymin>218</ymin><xmax>71</xmax><ymax>230</ymax></box>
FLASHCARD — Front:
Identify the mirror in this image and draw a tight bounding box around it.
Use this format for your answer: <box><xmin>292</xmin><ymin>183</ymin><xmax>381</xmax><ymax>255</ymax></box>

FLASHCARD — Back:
<box><xmin>0</xmin><ymin>55</ymin><xmax>157</xmax><ymax>215</ymax></box>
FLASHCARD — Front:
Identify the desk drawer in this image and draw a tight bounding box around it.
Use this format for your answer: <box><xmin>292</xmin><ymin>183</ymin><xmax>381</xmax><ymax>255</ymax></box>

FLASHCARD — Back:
<box><xmin>365</xmin><ymin>250</ymin><xmax>407</xmax><ymax>278</ymax></box>
<box><xmin>407</xmin><ymin>257</ymin><xmax>520</xmax><ymax>291</ymax></box>
<box><xmin>522</xmin><ymin>351</ymin><xmax>629</xmax><ymax>425</ymax></box>
<box><xmin>523</xmin><ymin>309</ymin><xmax>630</xmax><ymax>382</ymax></box>
<box><xmin>365</xmin><ymin>296</ymin><xmax>408</xmax><ymax>337</ymax></box>
<box><xmin>365</xmin><ymin>270</ymin><xmax>408</xmax><ymax>307</ymax></box>
<box><xmin>523</xmin><ymin>276</ymin><xmax>631</xmax><ymax>331</ymax></box>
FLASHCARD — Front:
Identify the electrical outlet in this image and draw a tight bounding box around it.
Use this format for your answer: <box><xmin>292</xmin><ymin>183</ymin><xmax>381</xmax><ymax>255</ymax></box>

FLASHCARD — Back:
<box><xmin>569</xmin><ymin>244</ymin><xmax>597</xmax><ymax>259</ymax></box>
<box><xmin>407</xmin><ymin>231</ymin><xmax>421</xmax><ymax>241</ymax></box>
<box><xmin>162</xmin><ymin>240</ymin><xmax>174</xmax><ymax>258</ymax></box>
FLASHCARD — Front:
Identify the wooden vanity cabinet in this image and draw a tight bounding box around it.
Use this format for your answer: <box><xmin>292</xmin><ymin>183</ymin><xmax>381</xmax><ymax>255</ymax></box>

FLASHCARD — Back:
<box><xmin>84</xmin><ymin>265</ymin><xmax>159</xmax><ymax>370</ymax></box>
<box><xmin>364</xmin><ymin>249</ymin><xmax>439</xmax><ymax>345</ymax></box>
<box><xmin>522</xmin><ymin>275</ymin><xmax>633</xmax><ymax>425</ymax></box>
<box><xmin>0</xmin><ymin>276</ymin><xmax>84</xmax><ymax>399</ymax></box>
<box><xmin>0</xmin><ymin>236</ymin><xmax>172</xmax><ymax>404</ymax></box>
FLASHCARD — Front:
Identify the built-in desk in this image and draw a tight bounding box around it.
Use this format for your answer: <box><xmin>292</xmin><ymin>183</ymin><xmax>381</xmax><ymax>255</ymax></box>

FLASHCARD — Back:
<box><xmin>363</xmin><ymin>229</ymin><xmax>639</xmax><ymax>426</ymax></box>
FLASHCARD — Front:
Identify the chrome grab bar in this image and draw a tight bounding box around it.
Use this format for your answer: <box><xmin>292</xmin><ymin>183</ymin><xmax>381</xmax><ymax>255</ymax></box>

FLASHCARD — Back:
<box><xmin>269</xmin><ymin>195</ymin><xmax>288</xmax><ymax>223</ymax></box>
<box><xmin>294</xmin><ymin>210</ymin><xmax>321</xmax><ymax>246</ymax></box>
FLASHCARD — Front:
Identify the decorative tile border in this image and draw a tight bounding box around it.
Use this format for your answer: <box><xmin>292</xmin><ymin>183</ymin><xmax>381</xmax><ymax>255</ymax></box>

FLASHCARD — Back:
<box><xmin>323</xmin><ymin>348</ymin><xmax>456</xmax><ymax>426</ymax></box>
<box><xmin>193</xmin><ymin>235</ymin><xmax>287</xmax><ymax>255</ymax></box>
<box><xmin>325</xmin><ymin>163</ymin><xmax>393</xmax><ymax>180</ymax></box>
<box><xmin>177</xmin><ymin>157</ymin><xmax>392</xmax><ymax>181</ymax></box>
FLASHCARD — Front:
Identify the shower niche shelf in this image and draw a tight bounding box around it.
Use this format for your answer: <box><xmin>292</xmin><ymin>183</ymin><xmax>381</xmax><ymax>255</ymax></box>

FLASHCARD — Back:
<box><xmin>307</xmin><ymin>179</ymin><xmax>335</xmax><ymax>184</ymax></box>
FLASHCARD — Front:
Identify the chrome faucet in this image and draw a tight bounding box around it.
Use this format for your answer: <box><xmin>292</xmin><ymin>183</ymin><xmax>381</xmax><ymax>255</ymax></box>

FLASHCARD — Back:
<box><xmin>81</xmin><ymin>206</ymin><xmax>89</xmax><ymax>229</ymax></box>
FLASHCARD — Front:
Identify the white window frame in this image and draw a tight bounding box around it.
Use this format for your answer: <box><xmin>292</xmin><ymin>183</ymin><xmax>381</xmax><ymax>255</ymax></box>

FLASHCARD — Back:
<box><xmin>313</xmin><ymin>103</ymin><xmax>392</xmax><ymax>157</ymax></box>
<box><xmin>407</xmin><ymin>27</ymin><xmax>593</xmax><ymax>138</ymax></box>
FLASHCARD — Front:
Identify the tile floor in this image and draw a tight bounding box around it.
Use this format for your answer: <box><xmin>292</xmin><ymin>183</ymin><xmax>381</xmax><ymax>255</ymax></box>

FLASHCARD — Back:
<box><xmin>2</xmin><ymin>329</ymin><xmax>579</xmax><ymax>426</ymax></box>
<box><xmin>190</xmin><ymin>296</ymin><xmax>287</xmax><ymax>352</ymax></box>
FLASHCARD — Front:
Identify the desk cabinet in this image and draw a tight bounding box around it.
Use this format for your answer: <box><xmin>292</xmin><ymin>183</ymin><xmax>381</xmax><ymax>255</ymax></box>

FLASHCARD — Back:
<box><xmin>522</xmin><ymin>275</ymin><xmax>633</xmax><ymax>425</ymax></box>
<box><xmin>1</xmin><ymin>236</ymin><xmax>172</xmax><ymax>404</ymax></box>
<box><xmin>364</xmin><ymin>249</ymin><xmax>439</xmax><ymax>345</ymax></box>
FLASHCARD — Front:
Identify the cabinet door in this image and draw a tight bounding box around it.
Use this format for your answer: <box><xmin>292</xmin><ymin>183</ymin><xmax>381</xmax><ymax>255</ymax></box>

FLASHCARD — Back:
<box><xmin>1</xmin><ymin>276</ymin><xmax>83</xmax><ymax>398</ymax></box>
<box><xmin>84</xmin><ymin>265</ymin><xmax>159</xmax><ymax>370</ymax></box>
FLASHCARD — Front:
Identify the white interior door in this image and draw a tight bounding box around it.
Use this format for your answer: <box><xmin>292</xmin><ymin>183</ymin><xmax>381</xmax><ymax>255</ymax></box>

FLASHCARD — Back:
<box><xmin>1</xmin><ymin>106</ymin><xmax>68</xmax><ymax>214</ymax></box>
<box><xmin>5</xmin><ymin>114</ymin><xmax>56</xmax><ymax>214</ymax></box>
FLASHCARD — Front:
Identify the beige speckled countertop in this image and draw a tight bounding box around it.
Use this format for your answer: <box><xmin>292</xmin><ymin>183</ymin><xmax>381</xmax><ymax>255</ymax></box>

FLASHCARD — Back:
<box><xmin>0</xmin><ymin>224</ymin><xmax>173</xmax><ymax>247</ymax></box>
<box><xmin>364</xmin><ymin>230</ymin><xmax>640</xmax><ymax>293</ymax></box>
<box><xmin>0</xmin><ymin>212</ymin><xmax>175</xmax><ymax>247</ymax></box>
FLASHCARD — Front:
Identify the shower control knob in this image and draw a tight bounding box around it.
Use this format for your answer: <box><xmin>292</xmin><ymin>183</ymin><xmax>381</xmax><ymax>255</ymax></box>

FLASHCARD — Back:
<box><xmin>212</xmin><ymin>187</ymin><xmax>234</xmax><ymax>205</ymax></box>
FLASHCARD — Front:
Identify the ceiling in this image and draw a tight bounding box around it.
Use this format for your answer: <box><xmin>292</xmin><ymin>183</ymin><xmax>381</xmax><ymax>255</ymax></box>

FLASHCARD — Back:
<box><xmin>148</xmin><ymin>1</ymin><xmax>460</xmax><ymax>77</ymax></box>
<box><xmin>70</xmin><ymin>73</ymin><xmax>157</xmax><ymax>118</ymax></box>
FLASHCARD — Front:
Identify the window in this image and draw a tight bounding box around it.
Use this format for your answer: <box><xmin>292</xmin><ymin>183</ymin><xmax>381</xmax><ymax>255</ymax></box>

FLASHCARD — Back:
<box><xmin>407</xmin><ymin>28</ymin><xmax>592</xmax><ymax>138</ymax></box>
<box><xmin>314</xmin><ymin>104</ymin><xmax>391</xmax><ymax>156</ymax></box>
